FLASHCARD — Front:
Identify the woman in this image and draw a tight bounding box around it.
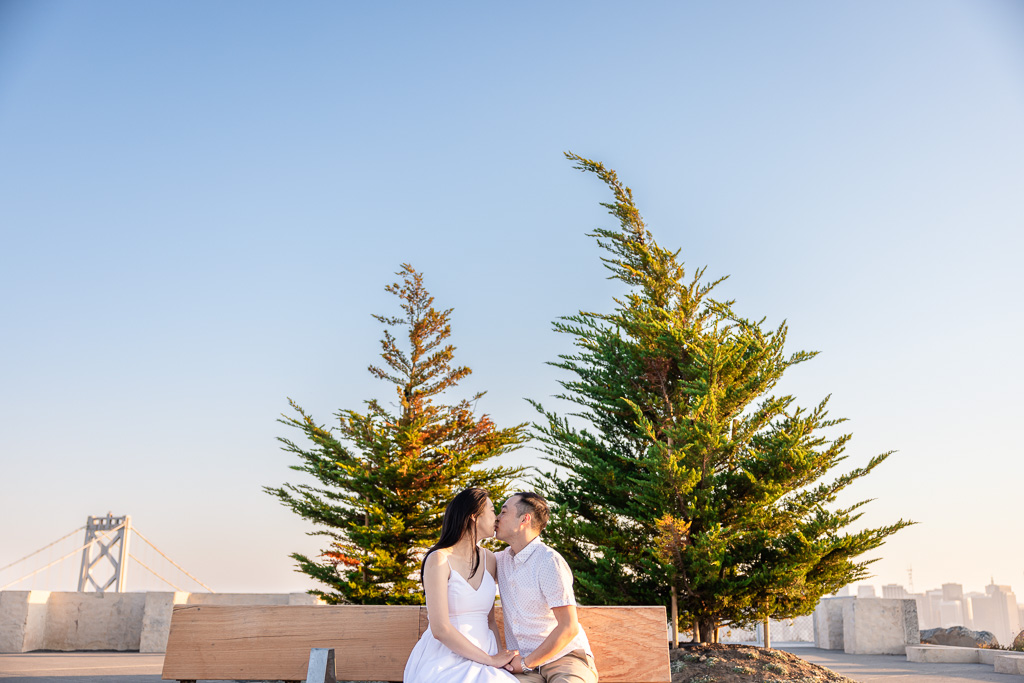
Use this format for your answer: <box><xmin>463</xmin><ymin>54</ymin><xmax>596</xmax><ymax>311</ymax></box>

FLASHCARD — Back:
<box><xmin>403</xmin><ymin>488</ymin><xmax>519</xmax><ymax>682</ymax></box>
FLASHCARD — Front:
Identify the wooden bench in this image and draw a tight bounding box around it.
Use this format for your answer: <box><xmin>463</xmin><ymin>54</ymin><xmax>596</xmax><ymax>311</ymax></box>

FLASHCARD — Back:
<box><xmin>162</xmin><ymin>604</ymin><xmax>670</xmax><ymax>682</ymax></box>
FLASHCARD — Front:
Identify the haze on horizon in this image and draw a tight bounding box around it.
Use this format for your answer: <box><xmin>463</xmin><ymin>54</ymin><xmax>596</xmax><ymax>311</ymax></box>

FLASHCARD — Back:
<box><xmin>1</xmin><ymin>1</ymin><xmax>1022</xmax><ymax>600</ymax></box>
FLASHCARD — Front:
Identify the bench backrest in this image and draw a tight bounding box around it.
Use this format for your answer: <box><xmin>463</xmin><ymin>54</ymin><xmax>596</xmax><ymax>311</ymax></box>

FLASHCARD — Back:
<box><xmin>162</xmin><ymin>604</ymin><xmax>669</xmax><ymax>682</ymax></box>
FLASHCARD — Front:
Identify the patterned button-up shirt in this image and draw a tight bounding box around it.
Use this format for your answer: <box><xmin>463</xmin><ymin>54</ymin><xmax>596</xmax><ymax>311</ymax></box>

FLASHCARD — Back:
<box><xmin>495</xmin><ymin>536</ymin><xmax>593</xmax><ymax>665</ymax></box>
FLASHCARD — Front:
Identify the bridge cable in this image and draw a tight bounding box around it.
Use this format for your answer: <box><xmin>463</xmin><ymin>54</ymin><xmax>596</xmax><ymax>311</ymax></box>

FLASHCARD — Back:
<box><xmin>0</xmin><ymin>526</ymin><xmax>86</xmax><ymax>573</ymax></box>
<box><xmin>128</xmin><ymin>552</ymin><xmax>185</xmax><ymax>592</ymax></box>
<box><xmin>0</xmin><ymin>525</ymin><xmax>123</xmax><ymax>590</ymax></box>
<box><xmin>131</xmin><ymin>528</ymin><xmax>214</xmax><ymax>592</ymax></box>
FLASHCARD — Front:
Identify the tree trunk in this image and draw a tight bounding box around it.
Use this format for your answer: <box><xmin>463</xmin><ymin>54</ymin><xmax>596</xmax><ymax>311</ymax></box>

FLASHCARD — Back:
<box><xmin>763</xmin><ymin>617</ymin><xmax>771</xmax><ymax>649</ymax></box>
<box><xmin>670</xmin><ymin>586</ymin><xmax>679</xmax><ymax>649</ymax></box>
<box><xmin>697</xmin><ymin>616</ymin><xmax>717</xmax><ymax>643</ymax></box>
<box><xmin>362</xmin><ymin>509</ymin><xmax>370</xmax><ymax>583</ymax></box>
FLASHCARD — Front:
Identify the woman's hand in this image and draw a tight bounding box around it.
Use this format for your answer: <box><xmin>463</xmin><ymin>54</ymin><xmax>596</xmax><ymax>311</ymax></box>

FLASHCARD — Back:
<box><xmin>490</xmin><ymin>649</ymin><xmax>518</xmax><ymax>668</ymax></box>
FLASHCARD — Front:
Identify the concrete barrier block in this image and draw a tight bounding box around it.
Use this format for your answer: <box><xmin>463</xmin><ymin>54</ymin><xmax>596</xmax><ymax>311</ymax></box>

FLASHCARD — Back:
<box><xmin>813</xmin><ymin>597</ymin><xmax>854</xmax><ymax>650</ymax></box>
<box><xmin>905</xmin><ymin>645</ymin><xmax>980</xmax><ymax>663</ymax></box>
<box><xmin>993</xmin><ymin>654</ymin><xmax>1024</xmax><ymax>675</ymax></box>
<box><xmin>0</xmin><ymin>591</ymin><xmax>50</xmax><ymax>653</ymax></box>
<box><xmin>43</xmin><ymin>592</ymin><xmax>146</xmax><ymax>651</ymax></box>
<box><xmin>2</xmin><ymin>591</ymin><xmax>328</xmax><ymax>652</ymax></box>
<box><xmin>978</xmin><ymin>648</ymin><xmax>1009</xmax><ymax>665</ymax></box>
<box><xmin>139</xmin><ymin>592</ymin><xmax>190</xmax><ymax>653</ymax></box>
<box><xmin>289</xmin><ymin>592</ymin><xmax>322</xmax><ymax>605</ymax></box>
<box><xmin>843</xmin><ymin>598</ymin><xmax>920</xmax><ymax>655</ymax></box>
<box><xmin>186</xmin><ymin>592</ymin><xmax>290</xmax><ymax>606</ymax></box>
<box><xmin>22</xmin><ymin>591</ymin><xmax>50</xmax><ymax>652</ymax></box>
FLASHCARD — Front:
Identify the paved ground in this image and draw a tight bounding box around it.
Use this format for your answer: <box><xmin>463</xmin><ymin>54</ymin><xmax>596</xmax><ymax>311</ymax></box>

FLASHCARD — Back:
<box><xmin>1</xmin><ymin>649</ymin><xmax>1021</xmax><ymax>683</ymax></box>
<box><xmin>0</xmin><ymin>653</ymin><xmax>162</xmax><ymax>683</ymax></box>
<box><xmin>780</xmin><ymin>646</ymin><xmax>1023</xmax><ymax>682</ymax></box>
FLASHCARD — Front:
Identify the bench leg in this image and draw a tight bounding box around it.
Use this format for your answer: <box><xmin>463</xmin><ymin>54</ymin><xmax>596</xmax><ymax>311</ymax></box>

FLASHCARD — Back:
<box><xmin>305</xmin><ymin>647</ymin><xmax>336</xmax><ymax>683</ymax></box>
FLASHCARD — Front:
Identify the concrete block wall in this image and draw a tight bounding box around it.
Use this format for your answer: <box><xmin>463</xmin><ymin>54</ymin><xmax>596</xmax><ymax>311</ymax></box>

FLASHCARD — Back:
<box><xmin>813</xmin><ymin>596</ymin><xmax>921</xmax><ymax>655</ymax></box>
<box><xmin>0</xmin><ymin>591</ymin><xmax>321</xmax><ymax>653</ymax></box>
<box><xmin>813</xmin><ymin>596</ymin><xmax>854</xmax><ymax>650</ymax></box>
<box><xmin>994</xmin><ymin>654</ymin><xmax>1024</xmax><ymax>675</ymax></box>
<box><xmin>139</xmin><ymin>591</ymin><xmax>320</xmax><ymax>653</ymax></box>
<box><xmin>46</xmin><ymin>592</ymin><xmax>147</xmax><ymax>650</ymax></box>
<box><xmin>842</xmin><ymin>598</ymin><xmax>920</xmax><ymax>655</ymax></box>
<box><xmin>0</xmin><ymin>591</ymin><xmax>49</xmax><ymax>653</ymax></box>
<box><xmin>139</xmin><ymin>592</ymin><xmax>190</xmax><ymax>653</ymax></box>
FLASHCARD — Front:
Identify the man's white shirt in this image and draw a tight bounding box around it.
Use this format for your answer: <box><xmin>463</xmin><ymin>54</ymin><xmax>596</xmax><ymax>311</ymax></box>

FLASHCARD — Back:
<box><xmin>495</xmin><ymin>536</ymin><xmax>593</xmax><ymax>665</ymax></box>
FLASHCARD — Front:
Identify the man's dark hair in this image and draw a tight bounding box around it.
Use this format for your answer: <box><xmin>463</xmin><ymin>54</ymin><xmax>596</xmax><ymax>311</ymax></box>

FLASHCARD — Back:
<box><xmin>514</xmin><ymin>491</ymin><xmax>550</xmax><ymax>532</ymax></box>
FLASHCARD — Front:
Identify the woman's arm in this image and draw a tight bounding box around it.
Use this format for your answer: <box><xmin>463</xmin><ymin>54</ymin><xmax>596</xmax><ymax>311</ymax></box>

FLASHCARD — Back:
<box><xmin>423</xmin><ymin>551</ymin><xmax>517</xmax><ymax>667</ymax></box>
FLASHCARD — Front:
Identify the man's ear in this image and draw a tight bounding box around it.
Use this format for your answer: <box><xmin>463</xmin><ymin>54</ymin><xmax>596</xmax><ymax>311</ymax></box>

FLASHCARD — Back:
<box><xmin>521</xmin><ymin>514</ymin><xmax>532</xmax><ymax>530</ymax></box>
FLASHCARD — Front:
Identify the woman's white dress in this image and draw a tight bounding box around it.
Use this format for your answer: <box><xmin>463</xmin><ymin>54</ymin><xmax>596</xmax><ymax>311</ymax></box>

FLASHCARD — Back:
<box><xmin>404</xmin><ymin>560</ymin><xmax>517</xmax><ymax>683</ymax></box>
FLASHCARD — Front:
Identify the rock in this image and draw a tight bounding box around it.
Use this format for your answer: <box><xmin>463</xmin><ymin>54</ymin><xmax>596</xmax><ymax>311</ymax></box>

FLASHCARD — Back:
<box><xmin>920</xmin><ymin>626</ymin><xmax>1000</xmax><ymax>648</ymax></box>
<box><xmin>1013</xmin><ymin>630</ymin><xmax>1024</xmax><ymax>651</ymax></box>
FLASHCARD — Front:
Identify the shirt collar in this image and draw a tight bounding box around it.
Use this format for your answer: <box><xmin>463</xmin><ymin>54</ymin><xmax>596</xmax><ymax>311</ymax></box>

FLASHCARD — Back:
<box><xmin>512</xmin><ymin>535</ymin><xmax>543</xmax><ymax>566</ymax></box>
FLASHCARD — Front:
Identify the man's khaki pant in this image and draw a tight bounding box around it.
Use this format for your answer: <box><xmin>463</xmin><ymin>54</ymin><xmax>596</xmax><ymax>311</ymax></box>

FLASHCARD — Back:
<box><xmin>515</xmin><ymin>649</ymin><xmax>598</xmax><ymax>683</ymax></box>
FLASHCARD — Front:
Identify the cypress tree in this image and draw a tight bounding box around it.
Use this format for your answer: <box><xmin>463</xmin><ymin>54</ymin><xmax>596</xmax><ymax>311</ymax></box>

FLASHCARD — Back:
<box><xmin>533</xmin><ymin>153</ymin><xmax>911</xmax><ymax>640</ymax></box>
<box><xmin>266</xmin><ymin>264</ymin><xmax>526</xmax><ymax>604</ymax></box>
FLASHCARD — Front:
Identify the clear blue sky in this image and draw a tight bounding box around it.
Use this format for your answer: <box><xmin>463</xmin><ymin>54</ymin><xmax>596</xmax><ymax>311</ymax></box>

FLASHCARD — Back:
<box><xmin>1</xmin><ymin>1</ymin><xmax>1022</xmax><ymax>598</ymax></box>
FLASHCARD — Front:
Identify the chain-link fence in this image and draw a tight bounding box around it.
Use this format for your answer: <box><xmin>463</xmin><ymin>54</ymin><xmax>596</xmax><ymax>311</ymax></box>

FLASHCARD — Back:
<box><xmin>716</xmin><ymin>615</ymin><xmax>815</xmax><ymax>644</ymax></box>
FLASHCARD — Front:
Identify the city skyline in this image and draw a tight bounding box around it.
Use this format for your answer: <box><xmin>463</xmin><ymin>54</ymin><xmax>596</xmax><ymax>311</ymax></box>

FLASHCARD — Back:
<box><xmin>2</xmin><ymin>2</ymin><xmax>1023</xmax><ymax>599</ymax></box>
<box><xmin>851</xmin><ymin>580</ymin><xmax>1023</xmax><ymax>647</ymax></box>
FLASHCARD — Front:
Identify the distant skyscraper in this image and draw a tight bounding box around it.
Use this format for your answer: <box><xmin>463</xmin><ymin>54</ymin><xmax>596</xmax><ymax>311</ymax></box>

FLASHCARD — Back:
<box><xmin>971</xmin><ymin>583</ymin><xmax>1021</xmax><ymax>646</ymax></box>
<box><xmin>942</xmin><ymin>583</ymin><xmax>964</xmax><ymax>602</ymax></box>
<box><xmin>940</xmin><ymin>600</ymin><xmax>965</xmax><ymax>627</ymax></box>
<box><xmin>909</xmin><ymin>593</ymin><xmax>930</xmax><ymax>629</ymax></box>
<box><xmin>883</xmin><ymin>584</ymin><xmax>908</xmax><ymax>599</ymax></box>
<box><xmin>857</xmin><ymin>585</ymin><xmax>877</xmax><ymax>599</ymax></box>
<box><xmin>934</xmin><ymin>583</ymin><xmax>969</xmax><ymax>628</ymax></box>
<box><xmin>923</xmin><ymin>589</ymin><xmax>945</xmax><ymax>630</ymax></box>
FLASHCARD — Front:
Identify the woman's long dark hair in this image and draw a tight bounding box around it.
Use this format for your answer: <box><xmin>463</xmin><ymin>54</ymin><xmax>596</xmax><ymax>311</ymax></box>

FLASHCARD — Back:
<box><xmin>420</xmin><ymin>487</ymin><xmax>490</xmax><ymax>583</ymax></box>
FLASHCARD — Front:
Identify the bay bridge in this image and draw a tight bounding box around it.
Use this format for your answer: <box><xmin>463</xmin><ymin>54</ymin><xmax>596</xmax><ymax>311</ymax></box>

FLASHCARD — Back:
<box><xmin>0</xmin><ymin>514</ymin><xmax>318</xmax><ymax>654</ymax></box>
<box><xmin>1</xmin><ymin>513</ymin><xmax>212</xmax><ymax>594</ymax></box>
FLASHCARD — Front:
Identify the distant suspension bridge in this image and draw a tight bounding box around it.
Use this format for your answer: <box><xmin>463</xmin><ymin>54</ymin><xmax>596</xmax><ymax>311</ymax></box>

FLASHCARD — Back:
<box><xmin>0</xmin><ymin>514</ymin><xmax>213</xmax><ymax>593</ymax></box>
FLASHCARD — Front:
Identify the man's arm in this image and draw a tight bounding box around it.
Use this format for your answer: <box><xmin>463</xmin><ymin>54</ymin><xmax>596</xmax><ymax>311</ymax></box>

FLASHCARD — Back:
<box><xmin>508</xmin><ymin>605</ymin><xmax>580</xmax><ymax>672</ymax></box>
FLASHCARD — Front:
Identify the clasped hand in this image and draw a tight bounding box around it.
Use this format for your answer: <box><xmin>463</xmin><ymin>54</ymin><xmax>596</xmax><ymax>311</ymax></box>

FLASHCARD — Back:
<box><xmin>503</xmin><ymin>653</ymin><xmax>527</xmax><ymax>674</ymax></box>
<box><xmin>491</xmin><ymin>648</ymin><xmax>518</xmax><ymax>668</ymax></box>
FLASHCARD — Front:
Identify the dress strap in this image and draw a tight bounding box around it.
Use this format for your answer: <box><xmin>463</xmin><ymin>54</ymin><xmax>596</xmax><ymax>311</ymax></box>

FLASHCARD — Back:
<box><xmin>445</xmin><ymin>547</ymin><xmax>486</xmax><ymax>586</ymax></box>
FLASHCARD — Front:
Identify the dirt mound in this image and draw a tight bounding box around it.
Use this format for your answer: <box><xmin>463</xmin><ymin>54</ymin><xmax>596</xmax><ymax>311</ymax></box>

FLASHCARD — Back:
<box><xmin>670</xmin><ymin>644</ymin><xmax>856</xmax><ymax>683</ymax></box>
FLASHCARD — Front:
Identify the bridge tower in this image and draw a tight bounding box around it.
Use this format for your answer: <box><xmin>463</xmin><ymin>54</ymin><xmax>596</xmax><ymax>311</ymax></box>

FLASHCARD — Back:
<box><xmin>77</xmin><ymin>513</ymin><xmax>131</xmax><ymax>593</ymax></box>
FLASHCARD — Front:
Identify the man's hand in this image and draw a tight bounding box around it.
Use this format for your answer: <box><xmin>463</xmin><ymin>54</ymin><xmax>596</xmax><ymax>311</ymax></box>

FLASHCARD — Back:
<box><xmin>503</xmin><ymin>655</ymin><xmax>525</xmax><ymax>674</ymax></box>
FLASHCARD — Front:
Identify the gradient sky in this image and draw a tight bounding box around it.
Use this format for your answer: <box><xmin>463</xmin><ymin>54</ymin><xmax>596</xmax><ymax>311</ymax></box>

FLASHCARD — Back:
<box><xmin>1</xmin><ymin>1</ymin><xmax>1022</xmax><ymax>599</ymax></box>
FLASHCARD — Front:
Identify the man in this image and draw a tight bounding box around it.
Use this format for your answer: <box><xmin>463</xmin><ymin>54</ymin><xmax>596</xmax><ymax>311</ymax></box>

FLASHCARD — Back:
<box><xmin>493</xmin><ymin>491</ymin><xmax>598</xmax><ymax>682</ymax></box>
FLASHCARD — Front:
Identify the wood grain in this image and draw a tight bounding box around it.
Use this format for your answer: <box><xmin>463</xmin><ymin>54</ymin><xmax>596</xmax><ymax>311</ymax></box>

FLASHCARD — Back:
<box><xmin>162</xmin><ymin>605</ymin><xmax>420</xmax><ymax>682</ymax></box>
<box><xmin>163</xmin><ymin>604</ymin><xmax>669</xmax><ymax>682</ymax></box>
<box><xmin>577</xmin><ymin>606</ymin><xmax>670</xmax><ymax>683</ymax></box>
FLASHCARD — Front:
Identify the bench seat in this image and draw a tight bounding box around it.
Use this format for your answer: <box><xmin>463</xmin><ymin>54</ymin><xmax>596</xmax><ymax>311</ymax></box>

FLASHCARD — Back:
<box><xmin>161</xmin><ymin>604</ymin><xmax>669</xmax><ymax>682</ymax></box>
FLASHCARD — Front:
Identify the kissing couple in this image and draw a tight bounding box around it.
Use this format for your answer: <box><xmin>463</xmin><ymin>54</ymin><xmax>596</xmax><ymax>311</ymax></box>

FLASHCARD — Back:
<box><xmin>404</xmin><ymin>488</ymin><xmax>599</xmax><ymax>683</ymax></box>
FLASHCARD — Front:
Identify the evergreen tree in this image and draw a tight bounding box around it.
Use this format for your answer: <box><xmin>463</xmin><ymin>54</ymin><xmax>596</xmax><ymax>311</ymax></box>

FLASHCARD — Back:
<box><xmin>266</xmin><ymin>264</ymin><xmax>526</xmax><ymax>604</ymax></box>
<box><xmin>533</xmin><ymin>154</ymin><xmax>911</xmax><ymax>641</ymax></box>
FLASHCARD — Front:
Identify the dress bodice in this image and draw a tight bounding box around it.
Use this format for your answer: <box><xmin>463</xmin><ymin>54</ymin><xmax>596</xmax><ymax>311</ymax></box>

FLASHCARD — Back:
<box><xmin>404</xmin><ymin>550</ymin><xmax>516</xmax><ymax>683</ymax></box>
<box><xmin>446</xmin><ymin>560</ymin><xmax>496</xmax><ymax>620</ymax></box>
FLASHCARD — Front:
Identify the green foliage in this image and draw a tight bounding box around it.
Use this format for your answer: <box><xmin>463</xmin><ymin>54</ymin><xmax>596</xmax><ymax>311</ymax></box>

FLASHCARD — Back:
<box><xmin>265</xmin><ymin>264</ymin><xmax>527</xmax><ymax>604</ymax></box>
<box><xmin>533</xmin><ymin>153</ymin><xmax>912</xmax><ymax>639</ymax></box>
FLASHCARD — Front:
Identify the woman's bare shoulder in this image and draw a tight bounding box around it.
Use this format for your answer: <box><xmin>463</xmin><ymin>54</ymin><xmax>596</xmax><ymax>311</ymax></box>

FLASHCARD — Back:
<box><xmin>482</xmin><ymin>547</ymin><xmax>497</xmax><ymax>575</ymax></box>
<box><xmin>423</xmin><ymin>549</ymin><xmax>451</xmax><ymax>573</ymax></box>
